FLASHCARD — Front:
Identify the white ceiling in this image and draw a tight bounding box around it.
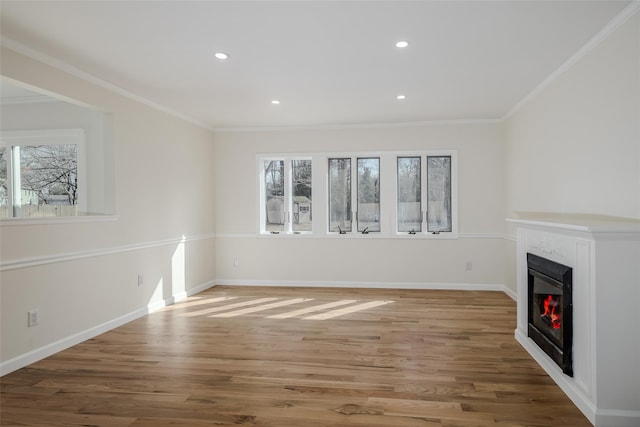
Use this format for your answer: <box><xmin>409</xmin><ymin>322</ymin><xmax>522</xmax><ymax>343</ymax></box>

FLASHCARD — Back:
<box><xmin>0</xmin><ymin>1</ymin><xmax>633</xmax><ymax>129</ymax></box>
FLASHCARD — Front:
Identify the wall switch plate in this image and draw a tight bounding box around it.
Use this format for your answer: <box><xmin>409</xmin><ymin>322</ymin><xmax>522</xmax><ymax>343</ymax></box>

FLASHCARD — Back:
<box><xmin>137</xmin><ymin>274</ymin><xmax>144</xmax><ymax>286</ymax></box>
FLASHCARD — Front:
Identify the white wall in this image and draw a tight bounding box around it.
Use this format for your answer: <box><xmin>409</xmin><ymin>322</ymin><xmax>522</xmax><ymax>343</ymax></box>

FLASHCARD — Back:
<box><xmin>503</xmin><ymin>12</ymin><xmax>640</xmax><ymax>290</ymax></box>
<box><xmin>214</xmin><ymin>123</ymin><xmax>507</xmax><ymax>288</ymax></box>
<box><xmin>504</xmin><ymin>13</ymin><xmax>640</xmax><ymax>220</ymax></box>
<box><xmin>0</xmin><ymin>46</ymin><xmax>216</xmax><ymax>373</ymax></box>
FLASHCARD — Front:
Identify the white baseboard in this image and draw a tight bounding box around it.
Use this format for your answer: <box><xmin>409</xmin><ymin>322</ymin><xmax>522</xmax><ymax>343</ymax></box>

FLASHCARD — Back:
<box><xmin>2</xmin><ymin>279</ymin><xmax>509</xmax><ymax>377</ymax></box>
<box><xmin>215</xmin><ymin>278</ymin><xmax>511</xmax><ymax>294</ymax></box>
<box><xmin>515</xmin><ymin>329</ymin><xmax>597</xmax><ymax>426</ymax></box>
<box><xmin>0</xmin><ymin>307</ymin><xmax>147</xmax><ymax>377</ymax></box>
<box><xmin>595</xmin><ymin>408</ymin><xmax>640</xmax><ymax>427</ymax></box>
<box><xmin>515</xmin><ymin>329</ymin><xmax>640</xmax><ymax>426</ymax></box>
<box><xmin>502</xmin><ymin>286</ymin><xmax>517</xmax><ymax>301</ymax></box>
<box><xmin>0</xmin><ymin>280</ymin><xmax>216</xmax><ymax>377</ymax></box>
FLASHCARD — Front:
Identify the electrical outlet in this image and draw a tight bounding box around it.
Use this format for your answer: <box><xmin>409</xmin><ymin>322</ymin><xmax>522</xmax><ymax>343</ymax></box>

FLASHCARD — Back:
<box><xmin>466</xmin><ymin>261</ymin><xmax>473</xmax><ymax>271</ymax></box>
<box><xmin>233</xmin><ymin>258</ymin><xmax>240</xmax><ymax>268</ymax></box>
<box><xmin>137</xmin><ymin>274</ymin><xmax>144</xmax><ymax>286</ymax></box>
<box><xmin>28</xmin><ymin>309</ymin><xmax>39</xmax><ymax>327</ymax></box>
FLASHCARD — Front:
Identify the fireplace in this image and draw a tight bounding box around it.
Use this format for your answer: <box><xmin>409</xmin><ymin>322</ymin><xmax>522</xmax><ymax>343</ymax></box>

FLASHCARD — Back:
<box><xmin>510</xmin><ymin>216</ymin><xmax>640</xmax><ymax>426</ymax></box>
<box><xmin>527</xmin><ymin>252</ymin><xmax>573</xmax><ymax>376</ymax></box>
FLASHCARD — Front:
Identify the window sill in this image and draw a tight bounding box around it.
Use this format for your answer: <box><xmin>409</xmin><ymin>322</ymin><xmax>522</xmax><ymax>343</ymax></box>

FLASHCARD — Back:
<box><xmin>258</xmin><ymin>232</ymin><xmax>459</xmax><ymax>239</ymax></box>
<box><xmin>0</xmin><ymin>214</ymin><xmax>119</xmax><ymax>227</ymax></box>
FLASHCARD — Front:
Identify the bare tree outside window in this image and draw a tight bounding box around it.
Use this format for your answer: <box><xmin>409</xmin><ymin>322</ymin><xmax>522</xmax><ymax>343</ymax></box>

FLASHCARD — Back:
<box><xmin>397</xmin><ymin>157</ymin><xmax>421</xmax><ymax>232</ymax></box>
<box><xmin>427</xmin><ymin>156</ymin><xmax>452</xmax><ymax>232</ymax></box>
<box><xmin>4</xmin><ymin>143</ymin><xmax>79</xmax><ymax>217</ymax></box>
<box><xmin>264</xmin><ymin>160</ymin><xmax>285</xmax><ymax>232</ymax></box>
<box><xmin>357</xmin><ymin>157</ymin><xmax>380</xmax><ymax>232</ymax></box>
<box><xmin>292</xmin><ymin>159</ymin><xmax>312</xmax><ymax>232</ymax></box>
<box><xmin>328</xmin><ymin>158</ymin><xmax>351</xmax><ymax>232</ymax></box>
<box><xmin>20</xmin><ymin>144</ymin><xmax>78</xmax><ymax>204</ymax></box>
<box><xmin>0</xmin><ymin>147</ymin><xmax>8</xmax><ymax>217</ymax></box>
<box><xmin>259</xmin><ymin>151</ymin><xmax>455</xmax><ymax>236</ymax></box>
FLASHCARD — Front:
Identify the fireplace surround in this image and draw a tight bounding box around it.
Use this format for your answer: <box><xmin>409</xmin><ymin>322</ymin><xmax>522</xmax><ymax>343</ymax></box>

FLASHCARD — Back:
<box><xmin>508</xmin><ymin>215</ymin><xmax>640</xmax><ymax>427</ymax></box>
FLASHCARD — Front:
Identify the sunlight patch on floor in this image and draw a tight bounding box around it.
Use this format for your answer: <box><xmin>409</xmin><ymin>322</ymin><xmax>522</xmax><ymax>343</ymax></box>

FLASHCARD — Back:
<box><xmin>210</xmin><ymin>298</ymin><xmax>313</xmax><ymax>318</ymax></box>
<box><xmin>177</xmin><ymin>295</ymin><xmax>394</xmax><ymax>320</ymax></box>
<box><xmin>181</xmin><ymin>297</ymin><xmax>278</xmax><ymax>317</ymax></box>
<box><xmin>164</xmin><ymin>296</ymin><xmax>237</xmax><ymax>311</ymax></box>
<box><xmin>268</xmin><ymin>299</ymin><xmax>358</xmax><ymax>319</ymax></box>
<box><xmin>303</xmin><ymin>300</ymin><xmax>394</xmax><ymax>320</ymax></box>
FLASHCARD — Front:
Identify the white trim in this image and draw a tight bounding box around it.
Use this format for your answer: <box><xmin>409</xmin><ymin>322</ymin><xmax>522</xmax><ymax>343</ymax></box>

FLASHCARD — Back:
<box><xmin>217</xmin><ymin>231</ymin><xmax>504</xmax><ymax>240</ymax></box>
<box><xmin>0</xmin><ymin>214</ymin><xmax>119</xmax><ymax>226</ymax></box>
<box><xmin>214</xmin><ymin>279</ymin><xmax>510</xmax><ymax>294</ymax></box>
<box><xmin>0</xmin><ymin>94</ymin><xmax>58</xmax><ymax>105</ymax></box>
<box><xmin>460</xmin><ymin>232</ymin><xmax>507</xmax><ymax>240</ymax></box>
<box><xmin>214</xmin><ymin>118</ymin><xmax>501</xmax><ymax>133</ymax></box>
<box><xmin>502</xmin><ymin>286</ymin><xmax>517</xmax><ymax>301</ymax></box>
<box><xmin>503</xmin><ymin>233</ymin><xmax>517</xmax><ymax>242</ymax></box>
<box><xmin>0</xmin><ymin>233</ymin><xmax>216</xmax><ymax>271</ymax></box>
<box><xmin>0</xmin><ymin>280</ymin><xmax>216</xmax><ymax>377</ymax></box>
<box><xmin>595</xmin><ymin>408</ymin><xmax>640</xmax><ymax>427</ymax></box>
<box><xmin>0</xmin><ymin>76</ymin><xmax>100</xmax><ymax>112</ymax></box>
<box><xmin>0</xmin><ymin>37</ymin><xmax>213</xmax><ymax>131</ymax></box>
<box><xmin>502</xmin><ymin>1</ymin><xmax>640</xmax><ymax>121</ymax></box>
<box><xmin>515</xmin><ymin>330</ymin><xmax>597</xmax><ymax>426</ymax></box>
<box><xmin>0</xmin><ymin>307</ymin><xmax>147</xmax><ymax>377</ymax></box>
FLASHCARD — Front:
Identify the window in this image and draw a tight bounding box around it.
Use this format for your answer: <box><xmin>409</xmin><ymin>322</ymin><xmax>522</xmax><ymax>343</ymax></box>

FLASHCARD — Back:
<box><xmin>260</xmin><ymin>150</ymin><xmax>456</xmax><ymax>237</ymax></box>
<box><xmin>397</xmin><ymin>156</ymin><xmax>421</xmax><ymax>233</ymax></box>
<box><xmin>426</xmin><ymin>156</ymin><xmax>452</xmax><ymax>233</ymax></box>
<box><xmin>263</xmin><ymin>159</ymin><xmax>285</xmax><ymax>232</ymax></box>
<box><xmin>261</xmin><ymin>157</ymin><xmax>312</xmax><ymax>234</ymax></box>
<box><xmin>291</xmin><ymin>159</ymin><xmax>312</xmax><ymax>232</ymax></box>
<box><xmin>328</xmin><ymin>158</ymin><xmax>351</xmax><ymax>233</ymax></box>
<box><xmin>357</xmin><ymin>157</ymin><xmax>380</xmax><ymax>232</ymax></box>
<box><xmin>0</xmin><ymin>129</ymin><xmax>85</xmax><ymax>218</ymax></box>
<box><xmin>0</xmin><ymin>147</ymin><xmax>7</xmax><ymax>218</ymax></box>
<box><xmin>329</xmin><ymin>157</ymin><xmax>381</xmax><ymax>233</ymax></box>
<box><xmin>396</xmin><ymin>155</ymin><xmax>454</xmax><ymax>234</ymax></box>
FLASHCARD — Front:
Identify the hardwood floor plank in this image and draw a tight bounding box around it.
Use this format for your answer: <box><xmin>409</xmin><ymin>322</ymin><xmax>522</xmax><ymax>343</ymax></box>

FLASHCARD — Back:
<box><xmin>1</xmin><ymin>287</ymin><xmax>591</xmax><ymax>426</ymax></box>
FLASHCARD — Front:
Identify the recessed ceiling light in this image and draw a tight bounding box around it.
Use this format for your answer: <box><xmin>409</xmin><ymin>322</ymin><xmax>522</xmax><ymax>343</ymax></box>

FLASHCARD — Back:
<box><xmin>397</xmin><ymin>94</ymin><xmax>406</xmax><ymax>100</ymax></box>
<box><xmin>395</xmin><ymin>41</ymin><xmax>409</xmax><ymax>48</ymax></box>
<box><xmin>214</xmin><ymin>52</ymin><xmax>229</xmax><ymax>60</ymax></box>
<box><xmin>271</xmin><ymin>100</ymin><xmax>280</xmax><ymax>105</ymax></box>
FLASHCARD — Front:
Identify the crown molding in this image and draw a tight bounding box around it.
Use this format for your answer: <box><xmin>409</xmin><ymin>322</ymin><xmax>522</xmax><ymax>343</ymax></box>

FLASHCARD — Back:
<box><xmin>213</xmin><ymin>118</ymin><xmax>502</xmax><ymax>133</ymax></box>
<box><xmin>0</xmin><ymin>36</ymin><xmax>214</xmax><ymax>131</ymax></box>
<box><xmin>502</xmin><ymin>1</ymin><xmax>640</xmax><ymax>121</ymax></box>
<box><xmin>0</xmin><ymin>94</ymin><xmax>58</xmax><ymax>105</ymax></box>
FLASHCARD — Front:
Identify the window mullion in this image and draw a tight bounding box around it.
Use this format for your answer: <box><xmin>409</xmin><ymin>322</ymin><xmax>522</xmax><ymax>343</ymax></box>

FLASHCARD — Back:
<box><xmin>284</xmin><ymin>158</ymin><xmax>293</xmax><ymax>234</ymax></box>
<box><xmin>2</xmin><ymin>146</ymin><xmax>14</xmax><ymax>218</ymax></box>
<box><xmin>421</xmin><ymin>155</ymin><xmax>428</xmax><ymax>233</ymax></box>
<box><xmin>11</xmin><ymin>146</ymin><xmax>21</xmax><ymax>217</ymax></box>
<box><xmin>351</xmin><ymin>156</ymin><xmax>357</xmax><ymax>233</ymax></box>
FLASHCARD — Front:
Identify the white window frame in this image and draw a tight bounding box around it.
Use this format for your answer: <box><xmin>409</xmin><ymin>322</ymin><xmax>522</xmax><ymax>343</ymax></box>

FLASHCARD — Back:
<box><xmin>258</xmin><ymin>150</ymin><xmax>457</xmax><ymax>239</ymax></box>
<box><xmin>392</xmin><ymin>150</ymin><xmax>458</xmax><ymax>238</ymax></box>
<box><xmin>396</xmin><ymin>155</ymin><xmax>423</xmax><ymax>234</ymax></box>
<box><xmin>258</xmin><ymin>155</ymin><xmax>313</xmax><ymax>235</ymax></box>
<box><xmin>327</xmin><ymin>156</ymin><xmax>353</xmax><ymax>233</ymax></box>
<box><xmin>0</xmin><ymin>129</ymin><xmax>86</xmax><ymax>218</ymax></box>
<box><xmin>327</xmin><ymin>155</ymin><xmax>384</xmax><ymax>234</ymax></box>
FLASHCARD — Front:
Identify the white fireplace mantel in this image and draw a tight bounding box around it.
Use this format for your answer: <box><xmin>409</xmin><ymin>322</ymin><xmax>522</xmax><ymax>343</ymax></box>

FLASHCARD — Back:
<box><xmin>507</xmin><ymin>214</ymin><xmax>640</xmax><ymax>427</ymax></box>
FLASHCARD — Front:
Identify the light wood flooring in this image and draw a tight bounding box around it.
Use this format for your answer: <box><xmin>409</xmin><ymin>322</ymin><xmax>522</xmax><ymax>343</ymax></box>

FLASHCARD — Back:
<box><xmin>1</xmin><ymin>286</ymin><xmax>591</xmax><ymax>426</ymax></box>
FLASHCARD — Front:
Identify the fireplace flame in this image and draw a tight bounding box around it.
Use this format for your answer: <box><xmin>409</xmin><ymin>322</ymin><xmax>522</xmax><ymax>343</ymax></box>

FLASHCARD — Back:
<box><xmin>541</xmin><ymin>294</ymin><xmax>561</xmax><ymax>329</ymax></box>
